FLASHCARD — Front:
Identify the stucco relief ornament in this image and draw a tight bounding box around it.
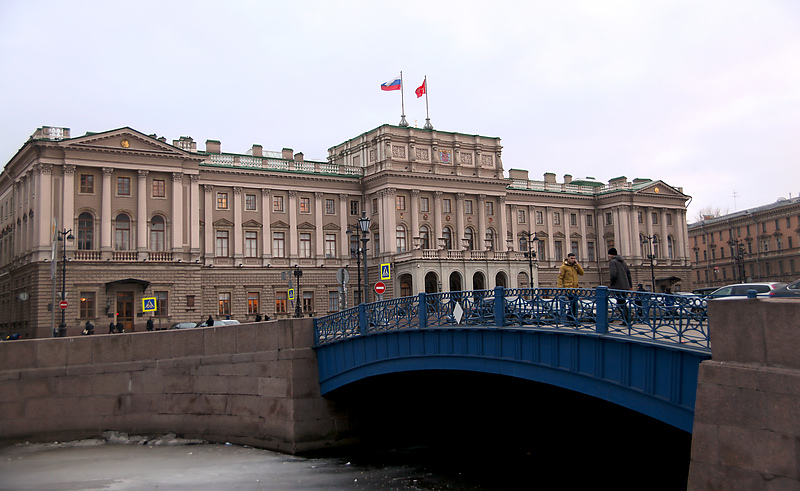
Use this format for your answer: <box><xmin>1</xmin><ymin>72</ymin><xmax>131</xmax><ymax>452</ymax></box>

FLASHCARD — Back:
<box><xmin>439</xmin><ymin>150</ymin><xmax>451</xmax><ymax>163</ymax></box>
<box><xmin>446</xmin><ymin>215</ymin><xmax>451</xmax><ymax>221</ymax></box>
<box><xmin>423</xmin><ymin>214</ymin><xmax>428</xmax><ymax>220</ymax></box>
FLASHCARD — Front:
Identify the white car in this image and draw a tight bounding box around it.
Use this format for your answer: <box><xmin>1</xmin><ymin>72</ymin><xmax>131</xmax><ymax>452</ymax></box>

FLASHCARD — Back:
<box><xmin>707</xmin><ymin>282</ymin><xmax>786</xmax><ymax>299</ymax></box>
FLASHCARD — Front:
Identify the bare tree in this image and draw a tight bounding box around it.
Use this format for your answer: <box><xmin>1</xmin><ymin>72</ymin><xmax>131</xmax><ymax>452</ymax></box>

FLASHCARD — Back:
<box><xmin>694</xmin><ymin>206</ymin><xmax>729</xmax><ymax>222</ymax></box>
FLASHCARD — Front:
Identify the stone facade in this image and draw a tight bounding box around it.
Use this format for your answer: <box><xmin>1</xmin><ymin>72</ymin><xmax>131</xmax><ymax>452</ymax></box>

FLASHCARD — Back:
<box><xmin>0</xmin><ymin>124</ymin><xmax>692</xmax><ymax>339</ymax></box>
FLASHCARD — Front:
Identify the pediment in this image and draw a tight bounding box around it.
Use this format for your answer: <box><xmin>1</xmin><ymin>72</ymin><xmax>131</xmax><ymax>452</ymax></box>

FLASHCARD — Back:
<box><xmin>586</xmin><ymin>232</ymin><xmax>597</xmax><ymax>239</ymax></box>
<box><xmin>603</xmin><ymin>232</ymin><xmax>615</xmax><ymax>239</ymax></box>
<box><xmin>635</xmin><ymin>181</ymin><xmax>685</xmax><ymax>198</ymax></box>
<box><xmin>271</xmin><ymin>220</ymin><xmax>289</xmax><ymax>229</ymax></box>
<box><xmin>297</xmin><ymin>221</ymin><xmax>316</xmax><ymax>230</ymax></box>
<box><xmin>213</xmin><ymin>218</ymin><xmax>234</xmax><ymax>227</ymax></box>
<box><xmin>243</xmin><ymin>219</ymin><xmax>261</xmax><ymax>228</ymax></box>
<box><xmin>534</xmin><ymin>230</ymin><xmax>548</xmax><ymax>238</ymax></box>
<box><xmin>569</xmin><ymin>232</ymin><xmax>582</xmax><ymax>239</ymax></box>
<box><xmin>323</xmin><ymin>222</ymin><xmax>341</xmax><ymax>230</ymax></box>
<box><xmin>63</xmin><ymin>127</ymin><xmax>198</xmax><ymax>158</ymax></box>
<box><xmin>553</xmin><ymin>231</ymin><xmax>566</xmax><ymax>239</ymax></box>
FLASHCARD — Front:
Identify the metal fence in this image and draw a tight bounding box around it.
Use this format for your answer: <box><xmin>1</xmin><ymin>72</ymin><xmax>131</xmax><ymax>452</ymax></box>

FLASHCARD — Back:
<box><xmin>314</xmin><ymin>286</ymin><xmax>710</xmax><ymax>352</ymax></box>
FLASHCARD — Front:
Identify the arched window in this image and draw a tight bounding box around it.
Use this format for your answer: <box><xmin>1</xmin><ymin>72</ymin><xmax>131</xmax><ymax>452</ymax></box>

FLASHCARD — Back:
<box><xmin>443</xmin><ymin>226</ymin><xmax>453</xmax><ymax>250</ymax></box>
<box><xmin>465</xmin><ymin>227</ymin><xmax>475</xmax><ymax>250</ymax></box>
<box><xmin>419</xmin><ymin>225</ymin><xmax>430</xmax><ymax>250</ymax></box>
<box><xmin>114</xmin><ymin>213</ymin><xmax>130</xmax><ymax>251</ymax></box>
<box><xmin>150</xmin><ymin>215</ymin><xmax>165</xmax><ymax>251</ymax></box>
<box><xmin>485</xmin><ymin>228</ymin><xmax>495</xmax><ymax>251</ymax></box>
<box><xmin>77</xmin><ymin>212</ymin><xmax>94</xmax><ymax>250</ymax></box>
<box><xmin>654</xmin><ymin>235</ymin><xmax>661</xmax><ymax>258</ymax></box>
<box><xmin>396</xmin><ymin>225</ymin><xmax>407</xmax><ymax>252</ymax></box>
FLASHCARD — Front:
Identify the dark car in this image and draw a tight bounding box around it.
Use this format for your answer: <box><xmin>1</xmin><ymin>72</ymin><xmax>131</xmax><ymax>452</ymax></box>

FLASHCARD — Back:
<box><xmin>768</xmin><ymin>278</ymin><xmax>800</xmax><ymax>298</ymax></box>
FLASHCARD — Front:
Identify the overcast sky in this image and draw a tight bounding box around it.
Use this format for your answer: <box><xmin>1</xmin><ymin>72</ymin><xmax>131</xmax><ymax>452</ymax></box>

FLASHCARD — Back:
<box><xmin>1</xmin><ymin>0</ymin><xmax>798</xmax><ymax>222</ymax></box>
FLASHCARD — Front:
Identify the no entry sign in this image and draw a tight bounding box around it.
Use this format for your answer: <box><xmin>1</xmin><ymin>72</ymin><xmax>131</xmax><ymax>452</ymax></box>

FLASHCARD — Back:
<box><xmin>374</xmin><ymin>281</ymin><xmax>386</xmax><ymax>295</ymax></box>
<box><xmin>59</xmin><ymin>300</ymin><xmax>68</xmax><ymax>309</ymax></box>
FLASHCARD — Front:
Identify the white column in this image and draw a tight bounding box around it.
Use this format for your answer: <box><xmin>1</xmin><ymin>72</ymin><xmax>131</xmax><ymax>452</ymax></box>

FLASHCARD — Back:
<box><xmin>456</xmin><ymin>193</ymin><xmax>465</xmax><ymax>248</ymax></box>
<box><xmin>101</xmin><ymin>168</ymin><xmax>113</xmax><ymax>253</ymax></box>
<box><xmin>339</xmin><ymin>194</ymin><xmax>348</xmax><ymax>259</ymax></box>
<box><xmin>631</xmin><ymin>207</ymin><xmax>641</xmax><ymax>260</ymax></box>
<box><xmin>204</xmin><ymin>185</ymin><xmax>214</xmax><ymax>259</ymax></box>
<box><xmin>477</xmin><ymin>195</ymin><xmax>487</xmax><ymax>249</ymax></box>
<box><xmin>509</xmin><ymin>204</ymin><xmax>518</xmax><ymax>251</ymax></box>
<box><xmin>410</xmin><ymin>189</ymin><xmax>420</xmax><ymax>240</ymax></box>
<box><xmin>62</xmin><ymin>164</ymin><xmax>75</xmax><ymax>241</ymax></box>
<box><xmin>546</xmin><ymin>206</ymin><xmax>554</xmax><ymax>260</ymax></box>
<box><xmin>433</xmin><ymin>191</ymin><xmax>443</xmax><ymax>246</ymax></box>
<box><xmin>288</xmin><ymin>190</ymin><xmax>298</xmax><ymax>258</ymax></box>
<box><xmin>660</xmin><ymin>208</ymin><xmax>669</xmax><ymax>259</ymax></box>
<box><xmin>34</xmin><ymin>164</ymin><xmax>53</xmax><ymax>250</ymax></box>
<box><xmin>137</xmin><ymin>170</ymin><xmax>148</xmax><ymax>253</ymax></box>
<box><xmin>172</xmin><ymin>172</ymin><xmax>184</xmax><ymax>252</ymax></box>
<box><xmin>233</xmin><ymin>187</ymin><xmax>243</xmax><ymax>260</ymax></box>
<box><xmin>498</xmin><ymin>196</ymin><xmax>507</xmax><ymax>251</ymax></box>
<box><xmin>580</xmin><ymin>209</ymin><xmax>588</xmax><ymax>260</ymax></box>
<box><xmin>385</xmin><ymin>188</ymin><xmax>397</xmax><ymax>253</ymax></box>
<box><xmin>262</xmin><ymin>189</ymin><xmax>272</xmax><ymax>261</ymax></box>
<box><xmin>189</xmin><ymin>175</ymin><xmax>201</xmax><ymax>258</ymax></box>
<box><xmin>618</xmin><ymin>205</ymin><xmax>631</xmax><ymax>257</ymax></box>
<box><xmin>315</xmin><ymin>192</ymin><xmax>324</xmax><ymax>259</ymax></box>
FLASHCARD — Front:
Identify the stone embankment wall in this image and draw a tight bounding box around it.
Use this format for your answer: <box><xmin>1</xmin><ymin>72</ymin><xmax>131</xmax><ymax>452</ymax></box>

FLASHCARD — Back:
<box><xmin>689</xmin><ymin>298</ymin><xmax>800</xmax><ymax>489</ymax></box>
<box><xmin>0</xmin><ymin>319</ymin><xmax>351</xmax><ymax>454</ymax></box>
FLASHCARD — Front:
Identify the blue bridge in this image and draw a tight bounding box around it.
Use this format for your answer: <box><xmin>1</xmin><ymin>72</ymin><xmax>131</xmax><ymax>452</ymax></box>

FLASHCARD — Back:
<box><xmin>314</xmin><ymin>286</ymin><xmax>711</xmax><ymax>433</ymax></box>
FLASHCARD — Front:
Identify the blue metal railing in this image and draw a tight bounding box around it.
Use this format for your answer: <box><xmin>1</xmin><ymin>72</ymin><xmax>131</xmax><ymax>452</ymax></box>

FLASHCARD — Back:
<box><xmin>314</xmin><ymin>286</ymin><xmax>710</xmax><ymax>351</ymax></box>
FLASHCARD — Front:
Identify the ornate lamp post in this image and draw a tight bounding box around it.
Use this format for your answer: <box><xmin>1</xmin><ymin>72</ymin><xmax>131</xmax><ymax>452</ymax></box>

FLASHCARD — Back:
<box><xmin>57</xmin><ymin>228</ymin><xmax>75</xmax><ymax>337</ymax></box>
<box><xmin>730</xmin><ymin>239</ymin><xmax>747</xmax><ymax>283</ymax></box>
<box><xmin>358</xmin><ymin>212</ymin><xmax>371</xmax><ymax>304</ymax></box>
<box><xmin>641</xmin><ymin>235</ymin><xmax>658</xmax><ymax>292</ymax></box>
<box><xmin>293</xmin><ymin>265</ymin><xmax>303</xmax><ymax>318</ymax></box>
<box><xmin>520</xmin><ymin>230</ymin><xmax>538</xmax><ymax>288</ymax></box>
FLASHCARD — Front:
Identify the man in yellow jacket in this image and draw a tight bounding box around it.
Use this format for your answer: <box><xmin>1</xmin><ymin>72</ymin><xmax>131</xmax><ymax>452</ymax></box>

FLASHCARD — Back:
<box><xmin>557</xmin><ymin>253</ymin><xmax>584</xmax><ymax>288</ymax></box>
<box><xmin>557</xmin><ymin>253</ymin><xmax>584</xmax><ymax>325</ymax></box>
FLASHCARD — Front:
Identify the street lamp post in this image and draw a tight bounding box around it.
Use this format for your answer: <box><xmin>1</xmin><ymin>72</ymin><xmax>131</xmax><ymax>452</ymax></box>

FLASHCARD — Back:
<box><xmin>346</xmin><ymin>225</ymin><xmax>362</xmax><ymax>304</ymax></box>
<box><xmin>293</xmin><ymin>265</ymin><xmax>303</xmax><ymax>318</ymax></box>
<box><xmin>520</xmin><ymin>230</ymin><xmax>538</xmax><ymax>288</ymax></box>
<box><xmin>57</xmin><ymin>228</ymin><xmax>75</xmax><ymax>337</ymax></box>
<box><xmin>730</xmin><ymin>239</ymin><xmax>747</xmax><ymax>283</ymax></box>
<box><xmin>358</xmin><ymin>212</ymin><xmax>371</xmax><ymax>304</ymax></box>
<box><xmin>641</xmin><ymin>235</ymin><xmax>657</xmax><ymax>292</ymax></box>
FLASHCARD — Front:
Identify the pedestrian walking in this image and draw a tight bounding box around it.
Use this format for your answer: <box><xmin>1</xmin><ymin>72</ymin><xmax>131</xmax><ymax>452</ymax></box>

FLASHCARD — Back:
<box><xmin>608</xmin><ymin>248</ymin><xmax>632</xmax><ymax>325</ymax></box>
<box><xmin>82</xmin><ymin>321</ymin><xmax>94</xmax><ymax>335</ymax></box>
<box><xmin>109</xmin><ymin>321</ymin><xmax>116</xmax><ymax>334</ymax></box>
<box><xmin>254</xmin><ymin>313</ymin><xmax>262</xmax><ymax>322</ymax></box>
<box><xmin>206</xmin><ymin>315</ymin><xmax>214</xmax><ymax>327</ymax></box>
<box><xmin>146</xmin><ymin>317</ymin><xmax>154</xmax><ymax>331</ymax></box>
<box><xmin>116</xmin><ymin>321</ymin><xmax>124</xmax><ymax>333</ymax></box>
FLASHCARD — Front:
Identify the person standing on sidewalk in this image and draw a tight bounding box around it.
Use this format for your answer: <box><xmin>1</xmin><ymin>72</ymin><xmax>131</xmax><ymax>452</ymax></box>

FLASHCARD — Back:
<box><xmin>608</xmin><ymin>248</ymin><xmax>632</xmax><ymax>324</ymax></box>
<box><xmin>557</xmin><ymin>253</ymin><xmax>584</xmax><ymax>325</ymax></box>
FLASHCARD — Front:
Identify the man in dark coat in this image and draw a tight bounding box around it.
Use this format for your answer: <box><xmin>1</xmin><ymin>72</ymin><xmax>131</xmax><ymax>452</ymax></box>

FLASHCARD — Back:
<box><xmin>146</xmin><ymin>317</ymin><xmax>154</xmax><ymax>331</ymax></box>
<box><xmin>206</xmin><ymin>315</ymin><xmax>214</xmax><ymax>327</ymax></box>
<box><xmin>608</xmin><ymin>248</ymin><xmax>632</xmax><ymax>324</ymax></box>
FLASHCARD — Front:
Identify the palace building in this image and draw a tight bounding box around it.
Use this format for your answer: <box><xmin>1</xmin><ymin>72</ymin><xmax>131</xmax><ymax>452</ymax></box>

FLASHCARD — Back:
<box><xmin>0</xmin><ymin>124</ymin><xmax>692</xmax><ymax>338</ymax></box>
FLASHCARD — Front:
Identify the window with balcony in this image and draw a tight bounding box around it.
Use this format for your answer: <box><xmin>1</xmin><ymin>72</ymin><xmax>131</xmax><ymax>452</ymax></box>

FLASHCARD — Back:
<box><xmin>419</xmin><ymin>225</ymin><xmax>430</xmax><ymax>250</ymax></box>
<box><xmin>78</xmin><ymin>212</ymin><xmax>94</xmax><ymax>250</ymax></box>
<box><xmin>114</xmin><ymin>214</ymin><xmax>131</xmax><ymax>250</ymax></box>
<box><xmin>150</xmin><ymin>215</ymin><xmax>165</xmax><ymax>251</ymax></box>
<box><xmin>443</xmin><ymin>227</ymin><xmax>453</xmax><ymax>250</ymax></box>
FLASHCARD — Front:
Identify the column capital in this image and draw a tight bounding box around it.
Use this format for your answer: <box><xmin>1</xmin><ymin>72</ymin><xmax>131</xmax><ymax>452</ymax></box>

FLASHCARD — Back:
<box><xmin>138</xmin><ymin>170</ymin><xmax>149</xmax><ymax>180</ymax></box>
<box><xmin>204</xmin><ymin>184</ymin><xmax>214</xmax><ymax>194</ymax></box>
<box><xmin>233</xmin><ymin>187</ymin><xmax>242</xmax><ymax>195</ymax></box>
<box><xmin>261</xmin><ymin>188</ymin><xmax>271</xmax><ymax>197</ymax></box>
<box><xmin>102</xmin><ymin>167</ymin><xmax>114</xmax><ymax>177</ymax></box>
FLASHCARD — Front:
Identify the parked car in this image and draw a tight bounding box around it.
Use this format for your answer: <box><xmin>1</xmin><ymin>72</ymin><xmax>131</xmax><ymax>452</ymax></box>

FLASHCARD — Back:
<box><xmin>169</xmin><ymin>322</ymin><xmax>198</xmax><ymax>330</ymax></box>
<box><xmin>198</xmin><ymin>319</ymin><xmax>241</xmax><ymax>327</ymax></box>
<box><xmin>707</xmin><ymin>282</ymin><xmax>786</xmax><ymax>299</ymax></box>
<box><xmin>691</xmin><ymin>287</ymin><xmax>718</xmax><ymax>297</ymax></box>
<box><xmin>768</xmin><ymin>278</ymin><xmax>800</xmax><ymax>298</ymax></box>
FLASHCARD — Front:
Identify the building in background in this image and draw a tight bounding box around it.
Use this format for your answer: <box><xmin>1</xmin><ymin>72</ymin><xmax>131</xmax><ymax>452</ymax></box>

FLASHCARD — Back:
<box><xmin>688</xmin><ymin>197</ymin><xmax>800</xmax><ymax>289</ymax></box>
<box><xmin>0</xmin><ymin>124</ymin><xmax>692</xmax><ymax>338</ymax></box>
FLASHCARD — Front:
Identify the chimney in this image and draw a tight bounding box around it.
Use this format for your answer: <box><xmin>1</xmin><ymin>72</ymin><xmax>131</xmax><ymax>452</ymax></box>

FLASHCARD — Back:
<box><xmin>294</xmin><ymin>152</ymin><xmax>304</xmax><ymax>162</ymax></box>
<box><xmin>564</xmin><ymin>174</ymin><xmax>572</xmax><ymax>184</ymax></box>
<box><xmin>206</xmin><ymin>140</ymin><xmax>221</xmax><ymax>153</ymax></box>
<box><xmin>282</xmin><ymin>148</ymin><xmax>293</xmax><ymax>160</ymax></box>
<box><xmin>251</xmin><ymin>144</ymin><xmax>263</xmax><ymax>158</ymax></box>
<box><xmin>544</xmin><ymin>172</ymin><xmax>556</xmax><ymax>183</ymax></box>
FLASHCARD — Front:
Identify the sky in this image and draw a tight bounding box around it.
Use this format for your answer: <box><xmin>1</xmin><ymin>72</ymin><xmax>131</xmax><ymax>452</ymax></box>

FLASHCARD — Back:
<box><xmin>1</xmin><ymin>0</ymin><xmax>798</xmax><ymax>222</ymax></box>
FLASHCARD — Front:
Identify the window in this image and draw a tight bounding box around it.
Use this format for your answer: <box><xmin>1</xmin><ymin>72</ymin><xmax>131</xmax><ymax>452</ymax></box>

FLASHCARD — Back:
<box><xmin>325</xmin><ymin>233</ymin><xmax>336</xmax><ymax>257</ymax></box>
<box><xmin>328</xmin><ymin>291</ymin><xmax>339</xmax><ymax>312</ymax></box>
<box><xmin>637</xmin><ymin>211</ymin><xmax>643</xmax><ymax>224</ymax></box>
<box><xmin>349</xmin><ymin>234</ymin><xmax>359</xmax><ymax>257</ymax></box>
<box><xmin>605</xmin><ymin>212</ymin><xmax>613</xmax><ymax>225</ymax></box>
<box><xmin>443</xmin><ymin>199</ymin><xmax>451</xmax><ymax>213</ymax></box>
<box><xmin>248</xmin><ymin>292</ymin><xmax>260</xmax><ymax>314</ymax></box>
<box><xmin>777</xmin><ymin>238</ymin><xmax>783</xmax><ymax>251</ymax></box>
<box><xmin>779</xmin><ymin>260</ymin><xmax>784</xmax><ymax>275</ymax></box>
<box><xmin>571</xmin><ymin>241</ymin><xmax>579</xmax><ymax>256</ymax></box>
<box><xmin>443</xmin><ymin>227</ymin><xmax>453</xmax><ymax>250</ymax></box>
<box><xmin>396</xmin><ymin>225</ymin><xmax>407</xmax><ymax>252</ymax></box>
<box><xmin>517</xmin><ymin>209</ymin><xmax>526</xmax><ymax>224</ymax></box>
<box><xmin>78</xmin><ymin>212</ymin><xmax>94</xmax><ymax>250</ymax></box>
<box><xmin>114</xmin><ymin>214</ymin><xmax>130</xmax><ymax>250</ymax></box>
<box><xmin>762</xmin><ymin>222</ymin><xmax>767</xmax><ymax>234</ymax></box>
<box><xmin>789</xmin><ymin>236</ymin><xmax>793</xmax><ymax>249</ymax></box>
<box><xmin>553</xmin><ymin>212</ymin><xmax>561</xmax><ymax>226</ymax></box>
<box><xmin>652</xmin><ymin>212</ymin><xmax>658</xmax><ymax>225</ymax></box>
<box><xmin>350</xmin><ymin>200</ymin><xmax>359</xmax><ymax>216</ymax></box>
<box><xmin>245</xmin><ymin>231</ymin><xmax>258</xmax><ymax>258</ymax></box>
<box><xmin>666</xmin><ymin>213</ymin><xmax>673</xmax><ymax>226</ymax></box>
<box><xmin>299</xmin><ymin>233</ymin><xmax>312</xmax><ymax>258</ymax></box>
<box><xmin>396</xmin><ymin>195</ymin><xmax>406</xmax><ymax>210</ymax></box>
<box><xmin>420</xmin><ymin>225</ymin><xmax>430</xmax><ymax>250</ymax></box>
<box><xmin>150</xmin><ymin>216</ymin><xmax>165</xmax><ymax>251</ymax></box>
<box><xmin>245</xmin><ymin>194</ymin><xmax>257</xmax><ymax>211</ymax></box>
<box><xmin>325</xmin><ymin>198</ymin><xmax>335</xmax><ymax>215</ymax></box>
<box><xmin>719</xmin><ymin>231</ymin><xmax>723</xmax><ymax>241</ymax></box>
<box><xmin>668</xmin><ymin>236</ymin><xmax>674</xmax><ymax>259</ymax></box>
<box><xmin>787</xmin><ymin>217</ymin><xmax>792</xmax><ymax>228</ymax></box>
<box><xmin>217</xmin><ymin>193</ymin><xmax>228</xmax><ymax>210</ymax></box>
<box><xmin>303</xmin><ymin>291</ymin><xmax>314</xmax><ymax>313</ymax></box>
<box><xmin>711</xmin><ymin>249</ymin><xmax>715</xmax><ymax>260</ymax></box>
<box><xmin>300</xmin><ymin>197</ymin><xmax>310</xmax><ymax>213</ymax></box>
<box><xmin>372</xmin><ymin>198</ymin><xmax>378</xmax><ymax>214</ymax></box>
<box><xmin>695</xmin><ymin>251</ymin><xmax>700</xmax><ymax>263</ymax></box>
<box><xmin>587</xmin><ymin>242</ymin><xmax>595</xmax><ymax>262</ymax></box>
<box><xmin>775</xmin><ymin>219</ymin><xmax>780</xmax><ymax>230</ymax></box>
<box><xmin>79</xmin><ymin>292</ymin><xmax>95</xmax><ymax>319</ymax></box>
<box><xmin>117</xmin><ymin>176</ymin><xmax>131</xmax><ymax>196</ymax></box>
<box><xmin>747</xmin><ymin>242</ymin><xmax>752</xmax><ymax>254</ymax></box>
<box><xmin>586</xmin><ymin>214</ymin><xmax>593</xmax><ymax>227</ymax></box>
<box><xmin>272</xmin><ymin>232</ymin><xmax>285</xmax><ymax>258</ymax></box>
<box><xmin>276</xmin><ymin>292</ymin><xmax>287</xmax><ymax>313</ymax></box>
<box><xmin>766</xmin><ymin>262</ymin><xmax>771</xmax><ymax>275</ymax></box>
<box><xmin>372</xmin><ymin>232</ymin><xmax>380</xmax><ymax>255</ymax></box>
<box><xmin>570</xmin><ymin>213</ymin><xmax>577</xmax><ymax>227</ymax></box>
<box><xmin>273</xmin><ymin>195</ymin><xmax>285</xmax><ymax>212</ymax></box>
<box><xmin>536</xmin><ymin>211</ymin><xmax>544</xmax><ymax>225</ymax></box>
<box><xmin>485</xmin><ymin>229</ymin><xmax>494</xmax><ymax>251</ymax></box>
<box><xmin>762</xmin><ymin>240</ymin><xmax>770</xmax><ymax>253</ymax></box>
<box><xmin>485</xmin><ymin>201</ymin><xmax>494</xmax><ymax>216</ymax></box>
<box><xmin>155</xmin><ymin>291</ymin><xmax>168</xmax><ymax>317</ymax></box>
<box><xmin>791</xmin><ymin>259</ymin><xmax>795</xmax><ymax>273</ymax></box>
<box><xmin>218</xmin><ymin>292</ymin><xmax>231</xmax><ymax>316</ymax></box>
<box><xmin>465</xmin><ymin>228</ymin><xmax>474</xmax><ymax>250</ymax></box>
<box><xmin>465</xmin><ymin>200</ymin><xmax>474</xmax><ymax>215</ymax></box>
<box><xmin>554</xmin><ymin>241</ymin><xmax>563</xmax><ymax>262</ymax></box>
<box><xmin>152</xmin><ymin>179</ymin><xmax>166</xmax><ymax>198</ymax></box>
<box><xmin>80</xmin><ymin>174</ymin><xmax>94</xmax><ymax>194</ymax></box>
<box><xmin>187</xmin><ymin>295</ymin><xmax>195</xmax><ymax>308</ymax></box>
<box><xmin>537</xmin><ymin>240</ymin><xmax>546</xmax><ymax>261</ymax></box>
<box><xmin>746</xmin><ymin>225</ymin><xmax>751</xmax><ymax>236</ymax></box>
<box><xmin>215</xmin><ymin>230</ymin><xmax>229</xmax><ymax>257</ymax></box>
<box><xmin>420</xmin><ymin>197</ymin><xmax>429</xmax><ymax>213</ymax></box>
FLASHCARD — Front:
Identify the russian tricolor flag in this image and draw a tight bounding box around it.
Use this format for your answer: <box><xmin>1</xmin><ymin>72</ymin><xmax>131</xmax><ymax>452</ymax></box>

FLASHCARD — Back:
<box><xmin>380</xmin><ymin>74</ymin><xmax>402</xmax><ymax>91</ymax></box>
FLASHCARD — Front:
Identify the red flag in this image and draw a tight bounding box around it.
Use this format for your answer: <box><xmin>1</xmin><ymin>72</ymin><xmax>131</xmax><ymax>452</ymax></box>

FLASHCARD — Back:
<box><xmin>415</xmin><ymin>79</ymin><xmax>426</xmax><ymax>98</ymax></box>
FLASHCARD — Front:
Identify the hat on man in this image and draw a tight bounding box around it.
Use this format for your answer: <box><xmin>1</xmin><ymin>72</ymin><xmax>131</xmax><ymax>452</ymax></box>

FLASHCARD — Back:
<box><xmin>608</xmin><ymin>247</ymin><xmax>618</xmax><ymax>256</ymax></box>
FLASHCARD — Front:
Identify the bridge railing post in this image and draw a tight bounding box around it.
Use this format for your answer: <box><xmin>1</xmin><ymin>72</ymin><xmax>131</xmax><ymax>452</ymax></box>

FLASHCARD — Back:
<box><xmin>494</xmin><ymin>286</ymin><xmax>506</xmax><ymax>327</ymax></box>
<box><xmin>418</xmin><ymin>292</ymin><xmax>428</xmax><ymax>329</ymax></box>
<box><xmin>596</xmin><ymin>286</ymin><xmax>608</xmax><ymax>334</ymax></box>
<box><xmin>359</xmin><ymin>303</ymin><xmax>367</xmax><ymax>335</ymax></box>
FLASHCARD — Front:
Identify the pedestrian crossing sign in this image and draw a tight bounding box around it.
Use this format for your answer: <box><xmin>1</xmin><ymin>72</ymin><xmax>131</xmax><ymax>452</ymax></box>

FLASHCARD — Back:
<box><xmin>381</xmin><ymin>263</ymin><xmax>391</xmax><ymax>280</ymax></box>
<box><xmin>288</xmin><ymin>288</ymin><xmax>295</xmax><ymax>301</ymax></box>
<box><xmin>142</xmin><ymin>297</ymin><xmax>157</xmax><ymax>312</ymax></box>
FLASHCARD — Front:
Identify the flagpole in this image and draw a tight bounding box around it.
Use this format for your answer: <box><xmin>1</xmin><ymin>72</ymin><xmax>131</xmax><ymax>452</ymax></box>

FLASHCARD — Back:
<box><xmin>423</xmin><ymin>75</ymin><xmax>433</xmax><ymax>130</ymax></box>
<box><xmin>399</xmin><ymin>71</ymin><xmax>409</xmax><ymax>127</ymax></box>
